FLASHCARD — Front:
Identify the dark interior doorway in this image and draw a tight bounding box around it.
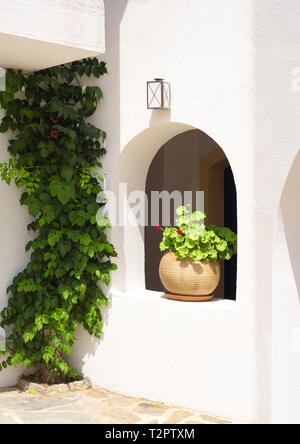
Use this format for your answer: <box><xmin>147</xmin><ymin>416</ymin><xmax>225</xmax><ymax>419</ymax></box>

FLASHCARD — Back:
<box><xmin>224</xmin><ymin>167</ymin><xmax>237</xmax><ymax>300</ymax></box>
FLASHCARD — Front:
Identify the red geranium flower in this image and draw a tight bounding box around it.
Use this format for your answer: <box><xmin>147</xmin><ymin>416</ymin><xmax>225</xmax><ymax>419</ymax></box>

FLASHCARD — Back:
<box><xmin>177</xmin><ymin>230</ymin><xmax>183</xmax><ymax>235</ymax></box>
<box><xmin>50</xmin><ymin>130</ymin><xmax>59</xmax><ymax>139</ymax></box>
<box><xmin>156</xmin><ymin>224</ymin><xmax>161</xmax><ymax>229</ymax></box>
<box><xmin>50</xmin><ymin>116</ymin><xmax>59</xmax><ymax>124</ymax></box>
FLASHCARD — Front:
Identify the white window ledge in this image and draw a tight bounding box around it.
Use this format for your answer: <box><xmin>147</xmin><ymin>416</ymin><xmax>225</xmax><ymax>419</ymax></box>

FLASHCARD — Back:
<box><xmin>110</xmin><ymin>288</ymin><xmax>237</xmax><ymax>311</ymax></box>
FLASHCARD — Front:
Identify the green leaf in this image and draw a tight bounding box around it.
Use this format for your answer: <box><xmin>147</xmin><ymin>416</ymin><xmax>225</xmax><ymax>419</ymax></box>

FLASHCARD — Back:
<box><xmin>191</xmin><ymin>211</ymin><xmax>206</xmax><ymax>221</ymax></box>
<box><xmin>0</xmin><ymin>121</ymin><xmax>9</xmax><ymax>133</ymax></box>
<box><xmin>23</xmin><ymin>332</ymin><xmax>35</xmax><ymax>344</ymax></box>
<box><xmin>60</xmin><ymin>165</ymin><xmax>73</xmax><ymax>183</ymax></box>
<box><xmin>40</xmin><ymin>148</ymin><xmax>49</xmax><ymax>158</ymax></box>
<box><xmin>97</xmin><ymin>215</ymin><xmax>111</xmax><ymax>228</ymax></box>
<box><xmin>176</xmin><ymin>206</ymin><xmax>187</xmax><ymax>216</ymax></box>
<box><xmin>48</xmin><ymin>230</ymin><xmax>62</xmax><ymax>247</ymax></box>
<box><xmin>25</xmin><ymin>198</ymin><xmax>40</xmax><ymax>217</ymax></box>
<box><xmin>58</xmin><ymin>185</ymin><xmax>73</xmax><ymax>204</ymax></box>
<box><xmin>67</xmin><ymin>230</ymin><xmax>81</xmax><ymax>242</ymax></box>
<box><xmin>79</xmin><ymin>234</ymin><xmax>92</xmax><ymax>246</ymax></box>
<box><xmin>58</xmin><ymin>240</ymin><xmax>71</xmax><ymax>257</ymax></box>
<box><xmin>25</xmin><ymin>241</ymin><xmax>33</xmax><ymax>252</ymax></box>
<box><xmin>43</xmin><ymin>205</ymin><xmax>56</xmax><ymax>223</ymax></box>
<box><xmin>50</xmin><ymin>178</ymin><xmax>75</xmax><ymax>204</ymax></box>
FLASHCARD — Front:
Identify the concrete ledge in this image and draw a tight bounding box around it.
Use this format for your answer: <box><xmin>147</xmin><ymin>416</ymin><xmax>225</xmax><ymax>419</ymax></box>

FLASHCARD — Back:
<box><xmin>110</xmin><ymin>288</ymin><xmax>237</xmax><ymax>311</ymax></box>
<box><xmin>0</xmin><ymin>0</ymin><xmax>105</xmax><ymax>70</ymax></box>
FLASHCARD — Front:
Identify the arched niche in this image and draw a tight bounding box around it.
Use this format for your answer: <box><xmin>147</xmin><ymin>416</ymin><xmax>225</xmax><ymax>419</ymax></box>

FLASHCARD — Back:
<box><xmin>112</xmin><ymin>123</ymin><xmax>237</xmax><ymax>300</ymax></box>
<box><xmin>270</xmin><ymin>150</ymin><xmax>300</xmax><ymax>423</ymax></box>
<box><xmin>145</xmin><ymin>129</ymin><xmax>237</xmax><ymax>300</ymax></box>
<box><xmin>280</xmin><ymin>149</ymin><xmax>300</xmax><ymax>298</ymax></box>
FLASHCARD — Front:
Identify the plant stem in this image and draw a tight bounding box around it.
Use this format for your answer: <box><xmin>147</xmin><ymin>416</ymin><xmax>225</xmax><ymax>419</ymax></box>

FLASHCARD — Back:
<box><xmin>74</xmin><ymin>74</ymin><xmax>81</xmax><ymax>89</ymax></box>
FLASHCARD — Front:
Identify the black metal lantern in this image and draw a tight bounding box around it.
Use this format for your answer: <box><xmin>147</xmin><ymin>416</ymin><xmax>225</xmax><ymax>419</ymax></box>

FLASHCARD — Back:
<box><xmin>147</xmin><ymin>78</ymin><xmax>171</xmax><ymax>110</ymax></box>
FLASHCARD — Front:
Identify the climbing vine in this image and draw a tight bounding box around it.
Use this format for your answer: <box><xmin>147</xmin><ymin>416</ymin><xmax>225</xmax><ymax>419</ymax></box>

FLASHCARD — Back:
<box><xmin>0</xmin><ymin>58</ymin><xmax>117</xmax><ymax>383</ymax></box>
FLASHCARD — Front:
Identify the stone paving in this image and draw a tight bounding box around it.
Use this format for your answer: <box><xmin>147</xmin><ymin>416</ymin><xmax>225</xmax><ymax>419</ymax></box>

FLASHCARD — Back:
<box><xmin>0</xmin><ymin>386</ymin><xmax>234</xmax><ymax>424</ymax></box>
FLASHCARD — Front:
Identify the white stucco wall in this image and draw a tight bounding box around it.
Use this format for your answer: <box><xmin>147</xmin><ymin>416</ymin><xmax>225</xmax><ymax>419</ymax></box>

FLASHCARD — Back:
<box><xmin>70</xmin><ymin>0</ymin><xmax>261</xmax><ymax>423</ymax></box>
<box><xmin>70</xmin><ymin>0</ymin><xmax>300</xmax><ymax>423</ymax></box>
<box><xmin>1</xmin><ymin>0</ymin><xmax>300</xmax><ymax>424</ymax></box>
<box><xmin>254</xmin><ymin>1</ymin><xmax>300</xmax><ymax>424</ymax></box>
<box><xmin>0</xmin><ymin>0</ymin><xmax>105</xmax><ymax>70</ymax></box>
<box><xmin>272</xmin><ymin>171</ymin><xmax>300</xmax><ymax>424</ymax></box>
<box><xmin>0</xmin><ymin>110</ymin><xmax>32</xmax><ymax>386</ymax></box>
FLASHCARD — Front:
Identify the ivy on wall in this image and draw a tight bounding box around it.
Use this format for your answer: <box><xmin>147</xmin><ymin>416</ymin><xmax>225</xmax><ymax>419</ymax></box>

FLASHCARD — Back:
<box><xmin>0</xmin><ymin>58</ymin><xmax>117</xmax><ymax>383</ymax></box>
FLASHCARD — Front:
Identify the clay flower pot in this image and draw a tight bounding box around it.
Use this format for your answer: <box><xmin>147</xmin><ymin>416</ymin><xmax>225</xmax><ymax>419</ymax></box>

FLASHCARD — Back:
<box><xmin>159</xmin><ymin>252</ymin><xmax>221</xmax><ymax>302</ymax></box>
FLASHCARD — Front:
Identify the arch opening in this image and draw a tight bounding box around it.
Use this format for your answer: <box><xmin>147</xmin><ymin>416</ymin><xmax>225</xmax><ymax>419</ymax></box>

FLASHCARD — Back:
<box><xmin>145</xmin><ymin>129</ymin><xmax>237</xmax><ymax>300</ymax></box>
<box><xmin>280</xmin><ymin>149</ymin><xmax>300</xmax><ymax>299</ymax></box>
<box><xmin>112</xmin><ymin>123</ymin><xmax>237</xmax><ymax>300</ymax></box>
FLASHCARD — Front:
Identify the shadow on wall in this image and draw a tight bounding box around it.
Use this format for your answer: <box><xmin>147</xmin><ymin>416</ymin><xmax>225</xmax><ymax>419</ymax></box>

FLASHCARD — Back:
<box><xmin>100</xmin><ymin>0</ymin><xmax>129</xmax><ymax>293</ymax></box>
<box><xmin>150</xmin><ymin>109</ymin><xmax>171</xmax><ymax>127</ymax></box>
<box><xmin>281</xmin><ymin>149</ymin><xmax>300</xmax><ymax>302</ymax></box>
<box><xmin>66</xmin><ymin>302</ymin><xmax>112</xmax><ymax>374</ymax></box>
<box><xmin>112</xmin><ymin>123</ymin><xmax>196</xmax><ymax>292</ymax></box>
<box><xmin>67</xmin><ymin>0</ymin><xmax>129</xmax><ymax>376</ymax></box>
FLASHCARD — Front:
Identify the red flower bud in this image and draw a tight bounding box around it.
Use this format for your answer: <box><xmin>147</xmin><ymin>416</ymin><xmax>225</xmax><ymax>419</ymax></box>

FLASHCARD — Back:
<box><xmin>156</xmin><ymin>224</ymin><xmax>161</xmax><ymax>229</ymax></box>
<box><xmin>50</xmin><ymin>130</ymin><xmax>59</xmax><ymax>139</ymax></box>
<box><xmin>176</xmin><ymin>230</ymin><xmax>183</xmax><ymax>235</ymax></box>
<box><xmin>50</xmin><ymin>116</ymin><xmax>59</xmax><ymax>124</ymax></box>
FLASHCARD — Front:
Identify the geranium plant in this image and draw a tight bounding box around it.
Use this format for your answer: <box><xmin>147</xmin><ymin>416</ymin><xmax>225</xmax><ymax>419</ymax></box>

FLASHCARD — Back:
<box><xmin>158</xmin><ymin>206</ymin><xmax>237</xmax><ymax>262</ymax></box>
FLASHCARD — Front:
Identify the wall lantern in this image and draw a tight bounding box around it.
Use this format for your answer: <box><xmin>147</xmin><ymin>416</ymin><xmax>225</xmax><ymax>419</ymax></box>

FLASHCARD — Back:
<box><xmin>147</xmin><ymin>78</ymin><xmax>171</xmax><ymax>110</ymax></box>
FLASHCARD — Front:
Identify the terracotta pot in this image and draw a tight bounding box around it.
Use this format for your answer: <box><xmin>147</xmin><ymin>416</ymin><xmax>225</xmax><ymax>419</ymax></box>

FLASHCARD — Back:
<box><xmin>159</xmin><ymin>252</ymin><xmax>221</xmax><ymax>301</ymax></box>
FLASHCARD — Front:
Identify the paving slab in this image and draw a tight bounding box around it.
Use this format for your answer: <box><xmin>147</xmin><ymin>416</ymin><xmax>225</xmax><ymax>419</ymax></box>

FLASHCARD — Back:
<box><xmin>0</xmin><ymin>386</ymin><xmax>235</xmax><ymax>424</ymax></box>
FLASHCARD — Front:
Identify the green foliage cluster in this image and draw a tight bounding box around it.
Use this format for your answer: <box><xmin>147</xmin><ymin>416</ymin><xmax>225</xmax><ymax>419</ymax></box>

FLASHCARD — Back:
<box><xmin>0</xmin><ymin>58</ymin><xmax>117</xmax><ymax>381</ymax></box>
<box><xmin>160</xmin><ymin>206</ymin><xmax>237</xmax><ymax>262</ymax></box>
